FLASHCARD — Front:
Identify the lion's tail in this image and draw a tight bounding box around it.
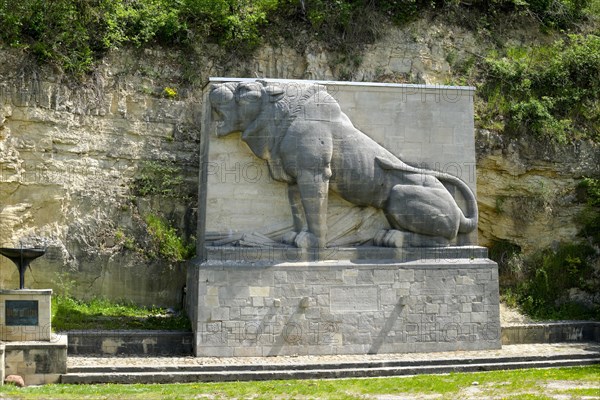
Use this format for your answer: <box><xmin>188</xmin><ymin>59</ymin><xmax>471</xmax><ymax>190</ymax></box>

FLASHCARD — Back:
<box><xmin>376</xmin><ymin>157</ymin><xmax>478</xmax><ymax>233</ymax></box>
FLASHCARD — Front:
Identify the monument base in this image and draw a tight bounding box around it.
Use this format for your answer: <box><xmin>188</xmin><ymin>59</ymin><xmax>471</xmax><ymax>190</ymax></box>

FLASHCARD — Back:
<box><xmin>187</xmin><ymin>247</ymin><xmax>501</xmax><ymax>357</ymax></box>
<box><xmin>2</xmin><ymin>335</ymin><xmax>68</xmax><ymax>385</ymax></box>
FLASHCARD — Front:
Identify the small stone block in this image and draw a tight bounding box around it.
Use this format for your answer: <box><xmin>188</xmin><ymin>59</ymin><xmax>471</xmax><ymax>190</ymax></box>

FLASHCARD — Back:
<box><xmin>373</xmin><ymin>270</ymin><xmax>395</xmax><ymax>283</ymax></box>
<box><xmin>210</xmin><ymin>308</ymin><xmax>230</xmax><ymax>321</ymax></box>
<box><xmin>252</xmin><ymin>297</ymin><xmax>263</xmax><ymax>307</ymax></box>
<box><xmin>425</xmin><ymin>303</ymin><xmax>439</xmax><ymax>314</ymax></box>
<box><xmin>249</xmin><ymin>287</ymin><xmax>270</xmax><ymax>297</ymax></box>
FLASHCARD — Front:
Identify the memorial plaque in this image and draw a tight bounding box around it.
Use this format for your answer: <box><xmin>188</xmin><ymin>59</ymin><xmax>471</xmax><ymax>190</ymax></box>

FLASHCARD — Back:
<box><xmin>5</xmin><ymin>300</ymin><xmax>39</xmax><ymax>326</ymax></box>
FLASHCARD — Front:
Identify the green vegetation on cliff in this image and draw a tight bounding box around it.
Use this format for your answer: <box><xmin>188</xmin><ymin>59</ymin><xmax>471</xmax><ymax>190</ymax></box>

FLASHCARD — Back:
<box><xmin>1</xmin><ymin>0</ymin><xmax>596</xmax><ymax>72</ymax></box>
<box><xmin>481</xmin><ymin>34</ymin><xmax>600</xmax><ymax>142</ymax></box>
<box><xmin>1</xmin><ymin>1</ymin><xmax>597</xmax><ymax>143</ymax></box>
<box><xmin>145</xmin><ymin>213</ymin><xmax>195</xmax><ymax>262</ymax></box>
<box><xmin>0</xmin><ymin>0</ymin><xmax>278</xmax><ymax>73</ymax></box>
<box><xmin>1</xmin><ymin>0</ymin><xmax>597</xmax><ymax>142</ymax></box>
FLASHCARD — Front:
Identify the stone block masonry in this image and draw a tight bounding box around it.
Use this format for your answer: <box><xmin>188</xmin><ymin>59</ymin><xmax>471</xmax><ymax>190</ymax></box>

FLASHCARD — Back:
<box><xmin>188</xmin><ymin>250</ymin><xmax>501</xmax><ymax>356</ymax></box>
<box><xmin>2</xmin><ymin>335</ymin><xmax>67</xmax><ymax>385</ymax></box>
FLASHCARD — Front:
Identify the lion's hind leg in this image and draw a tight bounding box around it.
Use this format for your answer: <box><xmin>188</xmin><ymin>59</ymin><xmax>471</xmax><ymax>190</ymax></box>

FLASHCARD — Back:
<box><xmin>377</xmin><ymin>184</ymin><xmax>458</xmax><ymax>247</ymax></box>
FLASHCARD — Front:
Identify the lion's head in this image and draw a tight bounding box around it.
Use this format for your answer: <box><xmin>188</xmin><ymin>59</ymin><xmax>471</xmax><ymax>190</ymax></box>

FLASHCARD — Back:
<box><xmin>209</xmin><ymin>81</ymin><xmax>286</xmax><ymax>137</ymax></box>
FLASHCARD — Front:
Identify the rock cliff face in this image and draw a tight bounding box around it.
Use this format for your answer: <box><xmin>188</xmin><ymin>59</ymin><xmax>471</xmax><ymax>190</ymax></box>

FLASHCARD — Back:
<box><xmin>0</xmin><ymin>20</ymin><xmax>597</xmax><ymax>306</ymax></box>
<box><xmin>0</xmin><ymin>49</ymin><xmax>199</xmax><ymax>305</ymax></box>
<box><xmin>477</xmin><ymin>131</ymin><xmax>599</xmax><ymax>254</ymax></box>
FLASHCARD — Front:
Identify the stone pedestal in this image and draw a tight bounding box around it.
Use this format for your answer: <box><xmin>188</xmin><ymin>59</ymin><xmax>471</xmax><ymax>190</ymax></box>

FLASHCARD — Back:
<box><xmin>0</xmin><ymin>289</ymin><xmax>67</xmax><ymax>385</ymax></box>
<box><xmin>0</xmin><ymin>289</ymin><xmax>52</xmax><ymax>341</ymax></box>
<box><xmin>187</xmin><ymin>246</ymin><xmax>501</xmax><ymax>357</ymax></box>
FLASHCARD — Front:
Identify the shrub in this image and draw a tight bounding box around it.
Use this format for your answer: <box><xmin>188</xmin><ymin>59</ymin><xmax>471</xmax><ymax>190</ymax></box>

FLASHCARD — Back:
<box><xmin>145</xmin><ymin>214</ymin><xmax>195</xmax><ymax>262</ymax></box>
<box><xmin>182</xmin><ymin>0</ymin><xmax>277</xmax><ymax>49</ymax></box>
<box><xmin>517</xmin><ymin>243</ymin><xmax>598</xmax><ymax>319</ymax></box>
<box><xmin>489</xmin><ymin>239</ymin><xmax>524</xmax><ymax>287</ymax></box>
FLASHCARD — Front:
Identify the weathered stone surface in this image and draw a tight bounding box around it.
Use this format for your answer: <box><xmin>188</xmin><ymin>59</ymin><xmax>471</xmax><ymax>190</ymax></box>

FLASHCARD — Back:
<box><xmin>476</xmin><ymin>129</ymin><xmax>600</xmax><ymax>253</ymax></box>
<box><xmin>0</xmin><ymin>49</ymin><xmax>197</xmax><ymax>305</ymax></box>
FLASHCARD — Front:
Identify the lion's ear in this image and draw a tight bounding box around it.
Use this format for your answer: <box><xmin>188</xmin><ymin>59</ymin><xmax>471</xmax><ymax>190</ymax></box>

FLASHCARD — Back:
<box><xmin>264</xmin><ymin>84</ymin><xmax>285</xmax><ymax>103</ymax></box>
<box><xmin>236</xmin><ymin>82</ymin><xmax>262</xmax><ymax>103</ymax></box>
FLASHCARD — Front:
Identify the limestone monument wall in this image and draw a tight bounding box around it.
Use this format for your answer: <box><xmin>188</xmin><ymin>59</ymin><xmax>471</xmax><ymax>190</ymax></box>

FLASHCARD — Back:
<box><xmin>188</xmin><ymin>78</ymin><xmax>500</xmax><ymax>357</ymax></box>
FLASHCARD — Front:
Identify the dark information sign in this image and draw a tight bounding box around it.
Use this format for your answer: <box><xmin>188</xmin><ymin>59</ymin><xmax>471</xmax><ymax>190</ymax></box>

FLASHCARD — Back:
<box><xmin>5</xmin><ymin>300</ymin><xmax>39</xmax><ymax>326</ymax></box>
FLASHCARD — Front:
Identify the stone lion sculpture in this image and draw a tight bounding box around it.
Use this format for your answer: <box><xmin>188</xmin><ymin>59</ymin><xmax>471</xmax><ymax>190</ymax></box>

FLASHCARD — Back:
<box><xmin>209</xmin><ymin>80</ymin><xmax>478</xmax><ymax>248</ymax></box>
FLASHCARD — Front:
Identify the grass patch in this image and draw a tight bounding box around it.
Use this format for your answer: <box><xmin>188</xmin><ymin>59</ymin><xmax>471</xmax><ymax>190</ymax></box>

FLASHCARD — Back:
<box><xmin>559</xmin><ymin>387</ymin><xmax>600</xmax><ymax>396</ymax></box>
<box><xmin>0</xmin><ymin>366</ymin><xmax>598</xmax><ymax>399</ymax></box>
<box><xmin>52</xmin><ymin>296</ymin><xmax>191</xmax><ymax>331</ymax></box>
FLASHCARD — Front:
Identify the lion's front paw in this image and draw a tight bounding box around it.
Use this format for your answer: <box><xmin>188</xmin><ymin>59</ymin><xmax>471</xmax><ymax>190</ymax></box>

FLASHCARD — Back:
<box><xmin>374</xmin><ymin>229</ymin><xmax>451</xmax><ymax>247</ymax></box>
<box><xmin>282</xmin><ymin>231</ymin><xmax>299</xmax><ymax>245</ymax></box>
<box><xmin>294</xmin><ymin>231</ymin><xmax>320</xmax><ymax>248</ymax></box>
<box><xmin>374</xmin><ymin>229</ymin><xmax>408</xmax><ymax>248</ymax></box>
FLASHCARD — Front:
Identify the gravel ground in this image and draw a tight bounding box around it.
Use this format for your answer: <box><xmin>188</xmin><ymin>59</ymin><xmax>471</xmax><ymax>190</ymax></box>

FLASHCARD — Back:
<box><xmin>68</xmin><ymin>342</ymin><xmax>600</xmax><ymax>368</ymax></box>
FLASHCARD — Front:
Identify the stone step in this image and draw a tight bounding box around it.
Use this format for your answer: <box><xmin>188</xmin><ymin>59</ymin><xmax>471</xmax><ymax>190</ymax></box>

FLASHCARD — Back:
<box><xmin>67</xmin><ymin>352</ymin><xmax>600</xmax><ymax>374</ymax></box>
<box><xmin>61</xmin><ymin>355</ymin><xmax>600</xmax><ymax>384</ymax></box>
